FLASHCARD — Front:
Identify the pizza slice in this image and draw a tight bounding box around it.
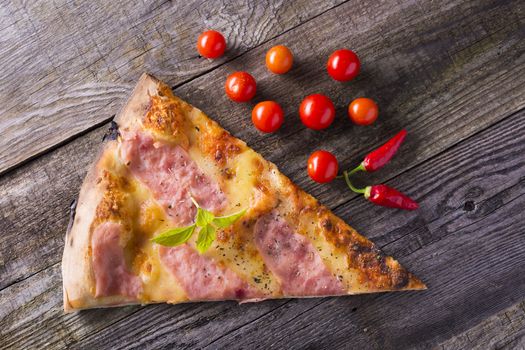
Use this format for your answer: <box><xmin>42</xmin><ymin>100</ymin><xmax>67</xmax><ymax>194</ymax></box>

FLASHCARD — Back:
<box><xmin>62</xmin><ymin>73</ymin><xmax>425</xmax><ymax>312</ymax></box>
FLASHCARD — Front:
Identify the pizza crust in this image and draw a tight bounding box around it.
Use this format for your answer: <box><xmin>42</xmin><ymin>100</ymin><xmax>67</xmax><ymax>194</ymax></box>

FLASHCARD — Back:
<box><xmin>114</xmin><ymin>73</ymin><xmax>161</xmax><ymax>129</ymax></box>
<box><xmin>62</xmin><ymin>74</ymin><xmax>161</xmax><ymax>312</ymax></box>
<box><xmin>62</xmin><ymin>143</ymin><xmax>108</xmax><ymax>312</ymax></box>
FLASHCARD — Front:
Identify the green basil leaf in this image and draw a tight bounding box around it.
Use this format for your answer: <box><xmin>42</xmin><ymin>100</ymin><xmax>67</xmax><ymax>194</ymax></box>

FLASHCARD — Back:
<box><xmin>196</xmin><ymin>207</ymin><xmax>215</xmax><ymax>227</ymax></box>
<box><xmin>151</xmin><ymin>225</ymin><xmax>195</xmax><ymax>246</ymax></box>
<box><xmin>196</xmin><ymin>225</ymin><xmax>216</xmax><ymax>253</ymax></box>
<box><xmin>212</xmin><ymin>209</ymin><xmax>246</xmax><ymax>228</ymax></box>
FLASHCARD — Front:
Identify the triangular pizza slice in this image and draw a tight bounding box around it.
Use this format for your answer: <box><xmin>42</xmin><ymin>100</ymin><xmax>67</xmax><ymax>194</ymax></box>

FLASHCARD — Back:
<box><xmin>62</xmin><ymin>73</ymin><xmax>425</xmax><ymax>312</ymax></box>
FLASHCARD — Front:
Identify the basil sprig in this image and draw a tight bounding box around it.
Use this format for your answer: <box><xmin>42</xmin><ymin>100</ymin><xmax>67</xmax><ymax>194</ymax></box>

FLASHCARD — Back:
<box><xmin>151</xmin><ymin>197</ymin><xmax>245</xmax><ymax>253</ymax></box>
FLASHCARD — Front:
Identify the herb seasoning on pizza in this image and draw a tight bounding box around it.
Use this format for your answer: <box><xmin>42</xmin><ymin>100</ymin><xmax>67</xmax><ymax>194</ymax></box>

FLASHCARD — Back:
<box><xmin>61</xmin><ymin>74</ymin><xmax>425</xmax><ymax>312</ymax></box>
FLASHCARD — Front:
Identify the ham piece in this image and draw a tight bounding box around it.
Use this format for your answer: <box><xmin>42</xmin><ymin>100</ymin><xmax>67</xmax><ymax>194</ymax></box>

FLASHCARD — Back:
<box><xmin>91</xmin><ymin>222</ymin><xmax>142</xmax><ymax>298</ymax></box>
<box><xmin>120</xmin><ymin>131</ymin><xmax>226</xmax><ymax>226</ymax></box>
<box><xmin>159</xmin><ymin>245</ymin><xmax>260</xmax><ymax>300</ymax></box>
<box><xmin>254</xmin><ymin>212</ymin><xmax>345</xmax><ymax>296</ymax></box>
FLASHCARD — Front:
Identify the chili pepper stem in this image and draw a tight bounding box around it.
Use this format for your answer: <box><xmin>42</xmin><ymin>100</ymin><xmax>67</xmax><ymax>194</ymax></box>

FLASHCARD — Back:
<box><xmin>349</xmin><ymin>163</ymin><xmax>366</xmax><ymax>176</ymax></box>
<box><xmin>343</xmin><ymin>170</ymin><xmax>366</xmax><ymax>194</ymax></box>
<box><xmin>364</xmin><ymin>185</ymin><xmax>372</xmax><ymax>198</ymax></box>
<box><xmin>336</xmin><ymin>163</ymin><xmax>366</xmax><ymax>179</ymax></box>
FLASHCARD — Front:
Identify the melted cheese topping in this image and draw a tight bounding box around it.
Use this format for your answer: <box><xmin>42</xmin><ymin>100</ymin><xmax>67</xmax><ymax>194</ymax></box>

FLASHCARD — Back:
<box><xmin>88</xmin><ymin>82</ymin><xmax>424</xmax><ymax>305</ymax></box>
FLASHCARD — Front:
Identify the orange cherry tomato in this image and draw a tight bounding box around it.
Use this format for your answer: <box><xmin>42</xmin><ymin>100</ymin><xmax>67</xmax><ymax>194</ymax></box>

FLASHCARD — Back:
<box><xmin>327</xmin><ymin>49</ymin><xmax>360</xmax><ymax>81</ymax></box>
<box><xmin>307</xmin><ymin>150</ymin><xmax>339</xmax><ymax>183</ymax></box>
<box><xmin>265</xmin><ymin>45</ymin><xmax>294</xmax><ymax>74</ymax></box>
<box><xmin>348</xmin><ymin>98</ymin><xmax>379</xmax><ymax>125</ymax></box>
<box><xmin>251</xmin><ymin>101</ymin><xmax>284</xmax><ymax>133</ymax></box>
<box><xmin>197</xmin><ymin>30</ymin><xmax>226</xmax><ymax>59</ymax></box>
<box><xmin>299</xmin><ymin>94</ymin><xmax>335</xmax><ymax>130</ymax></box>
<box><xmin>225</xmin><ymin>72</ymin><xmax>257</xmax><ymax>102</ymax></box>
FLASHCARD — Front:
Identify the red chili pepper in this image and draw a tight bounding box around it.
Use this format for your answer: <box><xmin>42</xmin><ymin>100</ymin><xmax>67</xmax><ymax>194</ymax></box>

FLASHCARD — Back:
<box><xmin>364</xmin><ymin>184</ymin><xmax>418</xmax><ymax>210</ymax></box>
<box><xmin>361</xmin><ymin>129</ymin><xmax>407</xmax><ymax>172</ymax></box>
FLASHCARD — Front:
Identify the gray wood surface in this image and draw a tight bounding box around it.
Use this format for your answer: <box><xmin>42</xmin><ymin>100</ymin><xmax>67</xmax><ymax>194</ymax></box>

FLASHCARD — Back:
<box><xmin>1</xmin><ymin>0</ymin><xmax>524</xmax><ymax>349</ymax></box>
<box><xmin>438</xmin><ymin>300</ymin><xmax>525</xmax><ymax>350</ymax></box>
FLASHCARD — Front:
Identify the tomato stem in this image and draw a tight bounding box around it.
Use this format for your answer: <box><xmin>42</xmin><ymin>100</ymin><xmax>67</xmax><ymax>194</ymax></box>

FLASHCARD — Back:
<box><xmin>343</xmin><ymin>170</ymin><xmax>366</xmax><ymax>194</ymax></box>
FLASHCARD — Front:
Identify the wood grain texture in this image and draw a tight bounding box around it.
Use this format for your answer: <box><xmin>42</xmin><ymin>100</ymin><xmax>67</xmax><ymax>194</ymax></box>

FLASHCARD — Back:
<box><xmin>1</xmin><ymin>0</ymin><xmax>524</xmax><ymax>348</ymax></box>
<box><xmin>0</xmin><ymin>0</ymin><xmax>344</xmax><ymax>174</ymax></box>
<box><xmin>437</xmin><ymin>300</ymin><xmax>525</xmax><ymax>350</ymax></box>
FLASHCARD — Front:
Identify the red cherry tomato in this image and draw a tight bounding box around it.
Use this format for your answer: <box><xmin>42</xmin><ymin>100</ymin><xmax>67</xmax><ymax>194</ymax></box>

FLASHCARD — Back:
<box><xmin>251</xmin><ymin>101</ymin><xmax>284</xmax><ymax>133</ymax></box>
<box><xmin>348</xmin><ymin>98</ymin><xmax>379</xmax><ymax>125</ymax></box>
<box><xmin>197</xmin><ymin>30</ymin><xmax>226</xmax><ymax>59</ymax></box>
<box><xmin>307</xmin><ymin>150</ymin><xmax>339</xmax><ymax>183</ymax></box>
<box><xmin>266</xmin><ymin>45</ymin><xmax>294</xmax><ymax>74</ymax></box>
<box><xmin>225</xmin><ymin>72</ymin><xmax>257</xmax><ymax>102</ymax></box>
<box><xmin>327</xmin><ymin>49</ymin><xmax>360</xmax><ymax>81</ymax></box>
<box><xmin>299</xmin><ymin>94</ymin><xmax>335</xmax><ymax>130</ymax></box>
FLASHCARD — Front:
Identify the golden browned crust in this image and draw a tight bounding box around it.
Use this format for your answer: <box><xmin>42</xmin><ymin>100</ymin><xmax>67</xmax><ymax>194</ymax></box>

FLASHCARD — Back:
<box><xmin>62</xmin><ymin>142</ymin><xmax>138</xmax><ymax>312</ymax></box>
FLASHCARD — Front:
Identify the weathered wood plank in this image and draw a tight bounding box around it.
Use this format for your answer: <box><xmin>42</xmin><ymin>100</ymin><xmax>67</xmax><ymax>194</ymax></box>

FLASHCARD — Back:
<box><xmin>1</xmin><ymin>0</ymin><xmax>523</xmax><ymax>293</ymax></box>
<box><xmin>0</xmin><ymin>0</ymin><xmax>344</xmax><ymax>174</ymax></box>
<box><xmin>1</xmin><ymin>93</ymin><xmax>523</xmax><ymax>349</ymax></box>
<box><xmin>437</xmin><ymin>300</ymin><xmax>525</xmax><ymax>350</ymax></box>
<box><xmin>0</xmin><ymin>263</ymin><xmax>144</xmax><ymax>349</ymax></box>
<box><xmin>499</xmin><ymin>334</ymin><xmax>525</xmax><ymax>350</ymax></box>
<box><xmin>1</xmin><ymin>0</ymin><xmax>524</xmax><ymax>348</ymax></box>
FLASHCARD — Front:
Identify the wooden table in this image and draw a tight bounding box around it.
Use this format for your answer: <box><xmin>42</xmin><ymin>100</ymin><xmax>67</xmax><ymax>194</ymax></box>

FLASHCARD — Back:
<box><xmin>1</xmin><ymin>0</ymin><xmax>524</xmax><ymax>349</ymax></box>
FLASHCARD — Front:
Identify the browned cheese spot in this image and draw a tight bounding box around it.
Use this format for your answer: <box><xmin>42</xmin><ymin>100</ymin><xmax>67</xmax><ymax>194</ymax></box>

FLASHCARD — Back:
<box><xmin>221</xmin><ymin>167</ymin><xmax>236</xmax><ymax>180</ymax></box>
<box><xmin>143</xmin><ymin>93</ymin><xmax>190</xmax><ymax>148</ymax></box>
<box><xmin>216</xmin><ymin>228</ymin><xmax>230</xmax><ymax>243</ymax></box>
<box><xmin>93</xmin><ymin>170</ymin><xmax>132</xmax><ymax>228</ymax></box>
<box><xmin>131</xmin><ymin>249</ymin><xmax>151</xmax><ymax>278</ymax></box>
<box><xmin>198</xmin><ymin>125</ymin><xmax>243</xmax><ymax>166</ymax></box>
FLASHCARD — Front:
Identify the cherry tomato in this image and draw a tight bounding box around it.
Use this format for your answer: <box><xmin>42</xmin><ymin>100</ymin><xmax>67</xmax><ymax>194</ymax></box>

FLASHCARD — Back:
<box><xmin>265</xmin><ymin>45</ymin><xmax>294</xmax><ymax>74</ymax></box>
<box><xmin>307</xmin><ymin>150</ymin><xmax>339</xmax><ymax>183</ymax></box>
<box><xmin>348</xmin><ymin>98</ymin><xmax>379</xmax><ymax>125</ymax></box>
<box><xmin>299</xmin><ymin>94</ymin><xmax>335</xmax><ymax>130</ymax></box>
<box><xmin>327</xmin><ymin>49</ymin><xmax>360</xmax><ymax>81</ymax></box>
<box><xmin>225</xmin><ymin>72</ymin><xmax>257</xmax><ymax>102</ymax></box>
<box><xmin>197</xmin><ymin>30</ymin><xmax>226</xmax><ymax>59</ymax></box>
<box><xmin>251</xmin><ymin>101</ymin><xmax>284</xmax><ymax>133</ymax></box>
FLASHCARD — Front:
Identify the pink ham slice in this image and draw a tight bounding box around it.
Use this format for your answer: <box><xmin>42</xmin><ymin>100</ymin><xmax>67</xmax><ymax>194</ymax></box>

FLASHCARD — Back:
<box><xmin>254</xmin><ymin>212</ymin><xmax>345</xmax><ymax>296</ymax></box>
<box><xmin>120</xmin><ymin>131</ymin><xmax>226</xmax><ymax>226</ymax></box>
<box><xmin>120</xmin><ymin>131</ymin><xmax>263</xmax><ymax>301</ymax></box>
<box><xmin>91</xmin><ymin>222</ymin><xmax>142</xmax><ymax>298</ymax></box>
<box><xmin>159</xmin><ymin>245</ymin><xmax>261</xmax><ymax>300</ymax></box>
